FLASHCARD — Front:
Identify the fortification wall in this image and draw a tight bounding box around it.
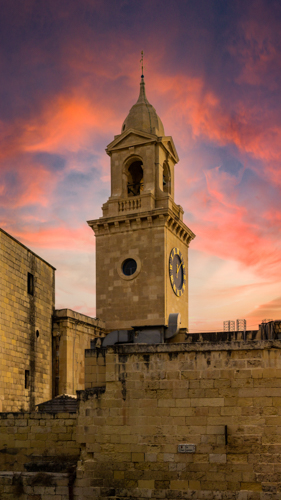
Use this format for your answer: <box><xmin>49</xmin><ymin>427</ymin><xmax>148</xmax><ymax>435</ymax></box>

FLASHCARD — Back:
<box><xmin>0</xmin><ymin>412</ymin><xmax>79</xmax><ymax>472</ymax></box>
<box><xmin>1</xmin><ymin>340</ymin><xmax>281</xmax><ymax>499</ymax></box>
<box><xmin>75</xmin><ymin>340</ymin><xmax>281</xmax><ymax>498</ymax></box>
<box><xmin>0</xmin><ymin>471</ymin><xmax>71</xmax><ymax>500</ymax></box>
<box><xmin>0</xmin><ymin>229</ymin><xmax>55</xmax><ymax>412</ymax></box>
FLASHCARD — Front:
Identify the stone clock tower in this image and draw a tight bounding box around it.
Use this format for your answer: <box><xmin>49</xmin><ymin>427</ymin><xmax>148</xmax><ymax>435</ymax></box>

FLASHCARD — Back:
<box><xmin>88</xmin><ymin>75</ymin><xmax>195</xmax><ymax>331</ymax></box>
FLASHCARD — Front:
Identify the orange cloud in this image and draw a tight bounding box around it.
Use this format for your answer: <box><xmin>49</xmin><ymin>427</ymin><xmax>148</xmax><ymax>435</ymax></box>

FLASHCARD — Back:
<box><xmin>22</xmin><ymin>93</ymin><xmax>119</xmax><ymax>154</ymax></box>
<box><xmin>0</xmin><ymin>87</ymin><xmax>121</xmax><ymax>212</ymax></box>
<box><xmin>16</xmin><ymin>168</ymin><xmax>56</xmax><ymax>208</ymax></box>
<box><xmin>149</xmin><ymin>72</ymin><xmax>281</xmax><ymax>181</ymax></box>
<box><xmin>191</xmin><ymin>203</ymin><xmax>281</xmax><ymax>277</ymax></box>
<box><xmin>246</xmin><ymin>296</ymin><xmax>281</xmax><ymax>325</ymax></box>
<box><xmin>13</xmin><ymin>225</ymin><xmax>95</xmax><ymax>251</ymax></box>
<box><xmin>183</xmin><ymin>167</ymin><xmax>281</xmax><ymax>280</ymax></box>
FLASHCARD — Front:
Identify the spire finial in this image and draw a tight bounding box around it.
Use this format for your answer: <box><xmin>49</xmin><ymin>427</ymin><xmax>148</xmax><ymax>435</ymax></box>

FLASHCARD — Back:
<box><xmin>140</xmin><ymin>50</ymin><xmax>144</xmax><ymax>81</ymax></box>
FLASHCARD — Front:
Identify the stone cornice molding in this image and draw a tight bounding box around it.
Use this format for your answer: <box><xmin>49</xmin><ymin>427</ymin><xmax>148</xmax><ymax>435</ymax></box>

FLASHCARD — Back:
<box><xmin>87</xmin><ymin>209</ymin><xmax>195</xmax><ymax>245</ymax></box>
<box><xmin>53</xmin><ymin>309</ymin><xmax>105</xmax><ymax>329</ymax></box>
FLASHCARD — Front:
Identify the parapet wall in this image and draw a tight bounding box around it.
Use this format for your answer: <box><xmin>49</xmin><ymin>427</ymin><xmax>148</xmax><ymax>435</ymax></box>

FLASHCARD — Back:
<box><xmin>0</xmin><ymin>411</ymin><xmax>79</xmax><ymax>472</ymax></box>
<box><xmin>0</xmin><ymin>472</ymin><xmax>71</xmax><ymax>500</ymax></box>
<box><xmin>77</xmin><ymin>340</ymin><xmax>281</xmax><ymax>497</ymax></box>
<box><xmin>2</xmin><ymin>339</ymin><xmax>281</xmax><ymax>499</ymax></box>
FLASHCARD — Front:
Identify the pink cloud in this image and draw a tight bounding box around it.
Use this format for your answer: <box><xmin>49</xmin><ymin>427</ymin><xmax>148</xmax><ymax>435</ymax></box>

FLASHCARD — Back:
<box><xmin>178</xmin><ymin>162</ymin><xmax>281</xmax><ymax>282</ymax></box>
<box><xmin>13</xmin><ymin>225</ymin><xmax>95</xmax><ymax>251</ymax></box>
<box><xmin>148</xmin><ymin>72</ymin><xmax>281</xmax><ymax>185</ymax></box>
<box><xmin>22</xmin><ymin>93</ymin><xmax>119</xmax><ymax>154</ymax></box>
<box><xmin>246</xmin><ymin>296</ymin><xmax>281</xmax><ymax>325</ymax></box>
<box><xmin>191</xmin><ymin>204</ymin><xmax>281</xmax><ymax>279</ymax></box>
<box><xmin>4</xmin><ymin>166</ymin><xmax>57</xmax><ymax>209</ymax></box>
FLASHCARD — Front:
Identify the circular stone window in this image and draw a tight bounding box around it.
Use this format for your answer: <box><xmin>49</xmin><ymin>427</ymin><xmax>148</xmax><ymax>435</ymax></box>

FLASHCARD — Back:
<box><xmin>122</xmin><ymin>258</ymin><xmax>137</xmax><ymax>276</ymax></box>
<box><xmin>117</xmin><ymin>255</ymin><xmax>141</xmax><ymax>281</ymax></box>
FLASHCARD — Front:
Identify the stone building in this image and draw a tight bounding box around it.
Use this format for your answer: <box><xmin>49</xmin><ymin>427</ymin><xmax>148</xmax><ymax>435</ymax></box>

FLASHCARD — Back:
<box><xmin>0</xmin><ymin>228</ymin><xmax>55</xmax><ymax>412</ymax></box>
<box><xmin>52</xmin><ymin>309</ymin><xmax>104</xmax><ymax>397</ymax></box>
<box><xmin>0</xmin><ymin>229</ymin><xmax>105</xmax><ymax>413</ymax></box>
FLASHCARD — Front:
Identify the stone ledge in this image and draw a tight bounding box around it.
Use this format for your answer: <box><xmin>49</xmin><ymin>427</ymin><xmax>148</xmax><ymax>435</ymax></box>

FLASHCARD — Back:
<box><xmin>105</xmin><ymin>339</ymin><xmax>281</xmax><ymax>354</ymax></box>
<box><xmin>53</xmin><ymin>308</ymin><xmax>105</xmax><ymax>329</ymax></box>
<box><xmin>73</xmin><ymin>488</ymin><xmax>281</xmax><ymax>500</ymax></box>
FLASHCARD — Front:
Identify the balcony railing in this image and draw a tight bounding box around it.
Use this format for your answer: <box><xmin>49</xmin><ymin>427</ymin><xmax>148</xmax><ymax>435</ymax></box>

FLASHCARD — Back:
<box><xmin>118</xmin><ymin>197</ymin><xmax>142</xmax><ymax>212</ymax></box>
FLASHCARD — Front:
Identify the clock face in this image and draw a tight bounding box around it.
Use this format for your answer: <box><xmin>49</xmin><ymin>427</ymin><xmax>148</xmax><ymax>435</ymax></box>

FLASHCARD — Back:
<box><xmin>169</xmin><ymin>247</ymin><xmax>186</xmax><ymax>297</ymax></box>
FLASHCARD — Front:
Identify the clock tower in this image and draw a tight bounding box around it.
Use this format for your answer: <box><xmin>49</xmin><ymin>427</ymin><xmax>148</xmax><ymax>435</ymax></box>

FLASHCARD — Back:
<box><xmin>88</xmin><ymin>74</ymin><xmax>195</xmax><ymax>331</ymax></box>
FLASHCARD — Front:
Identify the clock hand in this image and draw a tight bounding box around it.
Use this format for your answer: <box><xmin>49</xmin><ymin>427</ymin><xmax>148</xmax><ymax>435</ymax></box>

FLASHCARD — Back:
<box><xmin>177</xmin><ymin>261</ymin><xmax>183</xmax><ymax>276</ymax></box>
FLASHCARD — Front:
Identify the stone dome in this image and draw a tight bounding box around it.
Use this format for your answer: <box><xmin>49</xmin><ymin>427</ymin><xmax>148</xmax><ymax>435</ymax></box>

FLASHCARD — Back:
<box><xmin>121</xmin><ymin>78</ymin><xmax>165</xmax><ymax>137</ymax></box>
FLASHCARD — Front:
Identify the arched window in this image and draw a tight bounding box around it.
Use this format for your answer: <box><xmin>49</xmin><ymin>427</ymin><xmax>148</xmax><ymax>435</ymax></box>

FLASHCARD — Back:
<box><xmin>127</xmin><ymin>161</ymin><xmax>143</xmax><ymax>197</ymax></box>
<box><xmin>163</xmin><ymin>162</ymin><xmax>171</xmax><ymax>194</ymax></box>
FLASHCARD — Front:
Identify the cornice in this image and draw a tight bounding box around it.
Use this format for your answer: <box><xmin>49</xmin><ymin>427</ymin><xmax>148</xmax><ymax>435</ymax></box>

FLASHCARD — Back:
<box><xmin>87</xmin><ymin>209</ymin><xmax>195</xmax><ymax>245</ymax></box>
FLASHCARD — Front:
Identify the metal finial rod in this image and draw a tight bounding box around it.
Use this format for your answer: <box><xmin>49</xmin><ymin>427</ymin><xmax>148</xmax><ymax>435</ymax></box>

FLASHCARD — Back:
<box><xmin>140</xmin><ymin>50</ymin><xmax>144</xmax><ymax>78</ymax></box>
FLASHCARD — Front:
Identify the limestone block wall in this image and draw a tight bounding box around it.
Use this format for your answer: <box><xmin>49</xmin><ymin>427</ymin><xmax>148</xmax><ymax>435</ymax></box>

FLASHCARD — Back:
<box><xmin>94</xmin><ymin>218</ymin><xmax>166</xmax><ymax>330</ymax></box>
<box><xmin>85</xmin><ymin>348</ymin><xmax>106</xmax><ymax>388</ymax></box>
<box><xmin>0</xmin><ymin>472</ymin><xmax>71</xmax><ymax>500</ymax></box>
<box><xmin>77</xmin><ymin>341</ymin><xmax>281</xmax><ymax>497</ymax></box>
<box><xmin>52</xmin><ymin>309</ymin><xmax>105</xmax><ymax>397</ymax></box>
<box><xmin>0</xmin><ymin>229</ymin><xmax>55</xmax><ymax>412</ymax></box>
<box><xmin>0</xmin><ymin>412</ymin><xmax>79</xmax><ymax>472</ymax></box>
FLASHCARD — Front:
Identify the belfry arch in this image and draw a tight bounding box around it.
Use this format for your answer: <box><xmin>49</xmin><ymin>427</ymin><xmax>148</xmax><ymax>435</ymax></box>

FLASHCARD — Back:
<box><xmin>163</xmin><ymin>161</ymin><xmax>171</xmax><ymax>194</ymax></box>
<box><xmin>126</xmin><ymin>159</ymin><xmax>144</xmax><ymax>197</ymax></box>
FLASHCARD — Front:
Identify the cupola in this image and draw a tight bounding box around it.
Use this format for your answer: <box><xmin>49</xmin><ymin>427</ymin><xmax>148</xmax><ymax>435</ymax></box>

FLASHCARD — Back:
<box><xmin>121</xmin><ymin>76</ymin><xmax>165</xmax><ymax>137</ymax></box>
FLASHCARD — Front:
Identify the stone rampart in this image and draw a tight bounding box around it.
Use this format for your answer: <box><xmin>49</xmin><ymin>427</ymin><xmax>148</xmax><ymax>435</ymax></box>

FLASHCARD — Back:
<box><xmin>76</xmin><ymin>340</ymin><xmax>281</xmax><ymax>498</ymax></box>
<box><xmin>0</xmin><ymin>471</ymin><xmax>71</xmax><ymax>500</ymax></box>
<box><xmin>0</xmin><ymin>411</ymin><xmax>79</xmax><ymax>472</ymax></box>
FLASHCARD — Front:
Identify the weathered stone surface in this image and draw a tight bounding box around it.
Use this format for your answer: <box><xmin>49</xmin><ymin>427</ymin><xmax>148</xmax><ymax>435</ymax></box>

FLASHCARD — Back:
<box><xmin>0</xmin><ymin>412</ymin><xmax>79</xmax><ymax>472</ymax></box>
<box><xmin>78</xmin><ymin>341</ymin><xmax>281</xmax><ymax>496</ymax></box>
<box><xmin>0</xmin><ymin>228</ymin><xmax>55</xmax><ymax>413</ymax></box>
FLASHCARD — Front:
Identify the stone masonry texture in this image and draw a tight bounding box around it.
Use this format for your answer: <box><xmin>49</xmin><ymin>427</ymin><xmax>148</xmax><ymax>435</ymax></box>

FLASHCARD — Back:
<box><xmin>52</xmin><ymin>309</ymin><xmax>105</xmax><ymax>397</ymax></box>
<box><xmin>1</xmin><ymin>340</ymin><xmax>281</xmax><ymax>498</ymax></box>
<box><xmin>0</xmin><ymin>228</ymin><xmax>55</xmax><ymax>412</ymax></box>
<box><xmin>77</xmin><ymin>340</ymin><xmax>281</xmax><ymax>497</ymax></box>
<box><xmin>0</xmin><ymin>412</ymin><xmax>79</xmax><ymax>472</ymax></box>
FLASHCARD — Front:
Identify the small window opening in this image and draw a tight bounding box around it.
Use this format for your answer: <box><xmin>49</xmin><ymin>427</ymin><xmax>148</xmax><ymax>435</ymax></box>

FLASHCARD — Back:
<box><xmin>25</xmin><ymin>370</ymin><xmax>30</xmax><ymax>389</ymax></box>
<box><xmin>36</xmin><ymin>330</ymin><xmax>39</xmax><ymax>339</ymax></box>
<box><xmin>122</xmin><ymin>258</ymin><xmax>137</xmax><ymax>276</ymax></box>
<box><xmin>127</xmin><ymin>161</ymin><xmax>143</xmax><ymax>197</ymax></box>
<box><xmin>163</xmin><ymin>162</ymin><xmax>171</xmax><ymax>194</ymax></box>
<box><xmin>27</xmin><ymin>272</ymin><xmax>34</xmax><ymax>295</ymax></box>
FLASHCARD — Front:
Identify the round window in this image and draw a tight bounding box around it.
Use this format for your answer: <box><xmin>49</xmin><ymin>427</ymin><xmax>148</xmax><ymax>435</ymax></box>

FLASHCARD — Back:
<box><xmin>122</xmin><ymin>258</ymin><xmax>137</xmax><ymax>276</ymax></box>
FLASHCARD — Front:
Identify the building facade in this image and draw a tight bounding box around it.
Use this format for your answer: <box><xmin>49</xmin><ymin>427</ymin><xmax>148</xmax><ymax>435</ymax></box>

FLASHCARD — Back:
<box><xmin>52</xmin><ymin>309</ymin><xmax>105</xmax><ymax>397</ymax></box>
<box><xmin>0</xmin><ymin>230</ymin><xmax>105</xmax><ymax>412</ymax></box>
<box><xmin>0</xmin><ymin>228</ymin><xmax>55</xmax><ymax>412</ymax></box>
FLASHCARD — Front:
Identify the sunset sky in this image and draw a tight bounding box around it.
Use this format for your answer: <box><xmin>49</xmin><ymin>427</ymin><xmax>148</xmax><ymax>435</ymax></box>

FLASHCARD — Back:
<box><xmin>1</xmin><ymin>0</ymin><xmax>281</xmax><ymax>331</ymax></box>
